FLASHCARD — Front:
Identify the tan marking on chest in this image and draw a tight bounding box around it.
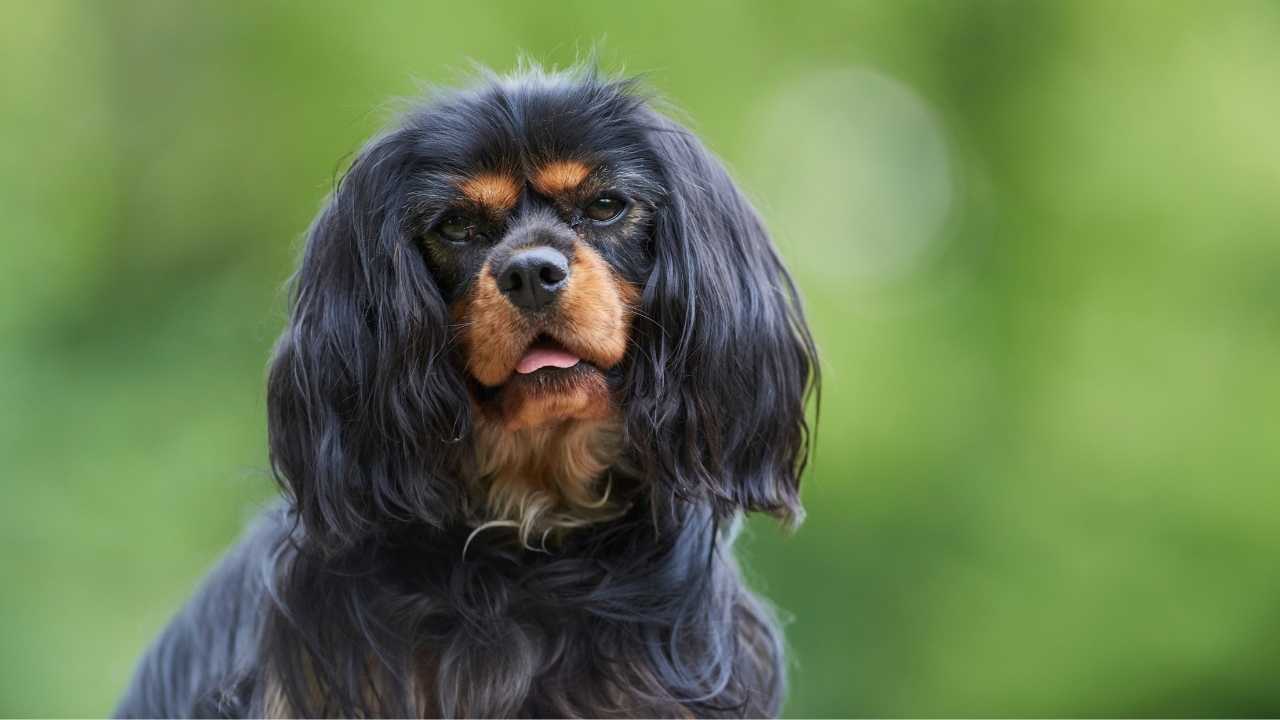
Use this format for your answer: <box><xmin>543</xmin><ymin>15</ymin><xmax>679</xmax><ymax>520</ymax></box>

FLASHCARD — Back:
<box><xmin>470</xmin><ymin>414</ymin><xmax>623</xmax><ymax>544</ymax></box>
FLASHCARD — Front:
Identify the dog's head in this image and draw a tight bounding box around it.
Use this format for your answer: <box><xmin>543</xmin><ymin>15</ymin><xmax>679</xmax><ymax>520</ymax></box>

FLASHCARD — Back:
<box><xmin>267</xmin><ymin>68</ymin><xmax>817</xmax><ymax>551</ymax></box>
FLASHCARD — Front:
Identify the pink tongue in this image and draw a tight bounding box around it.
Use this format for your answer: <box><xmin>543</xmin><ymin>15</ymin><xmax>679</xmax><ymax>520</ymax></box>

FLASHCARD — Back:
<box><xmin>516</xmin><ymin>347</ymin><xmax>581</xmax><ymax>374</ymax></box>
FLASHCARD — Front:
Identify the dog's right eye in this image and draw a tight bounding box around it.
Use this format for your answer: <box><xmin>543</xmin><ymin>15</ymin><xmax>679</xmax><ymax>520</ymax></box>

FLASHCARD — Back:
<box><xmin>437</xmin><ymin>215</ymin><xmax>473</xmax><ymax>244</ymax></box>
<box><xmin>584</xmin><ymin>195</ymin><xmax>625</xmax><ymax>223</ymax></box>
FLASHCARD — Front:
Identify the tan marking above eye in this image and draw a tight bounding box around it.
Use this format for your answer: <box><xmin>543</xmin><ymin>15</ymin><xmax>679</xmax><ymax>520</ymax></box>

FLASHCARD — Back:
<box><xmin>532</xmin><ymin>160</ymin><xmax>591</xmax><ymax>197</ymax></box>
<box><xmin>459</xmin><ymin>173</ymin><xmax>520</xmax><ymax>211</ymax></box>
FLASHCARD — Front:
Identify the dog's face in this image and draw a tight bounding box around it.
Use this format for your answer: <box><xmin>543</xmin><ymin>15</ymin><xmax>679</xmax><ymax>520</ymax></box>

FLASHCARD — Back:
<box><xmin>428</xmin><ymin>160</ymin><xmax>648</xmax><ymax>433</ymax></box>
<box><xmin>267</xmin><ymin>70</ymin><xmax>817</xmax><ymax>549</ymax></box>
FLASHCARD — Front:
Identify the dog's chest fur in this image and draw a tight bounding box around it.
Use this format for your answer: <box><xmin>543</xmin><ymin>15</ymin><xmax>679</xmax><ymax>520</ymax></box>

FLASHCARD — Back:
<box><xmin>256</xmin><ymin>511</ymin><xmax>783</xmax><ymax>718</ymax></box>
<box><xmin>468</xmin><ymin>414</ymin><xmax>624</xmax><ymax>543</ymax></box>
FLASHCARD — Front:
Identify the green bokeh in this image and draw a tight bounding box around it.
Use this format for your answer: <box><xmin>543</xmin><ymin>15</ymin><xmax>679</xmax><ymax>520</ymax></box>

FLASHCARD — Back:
<box><xmin>3</xmin><ymin>1</ymin><xmax>1279</xmax><ymax>716</ymax></box>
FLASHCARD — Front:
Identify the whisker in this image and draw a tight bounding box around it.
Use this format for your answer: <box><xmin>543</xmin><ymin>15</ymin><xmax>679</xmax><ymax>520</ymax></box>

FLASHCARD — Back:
<box><xmin>627</xmin><ymin>308</ymin><xmax>662</xmax><ymax>330</ymax></box>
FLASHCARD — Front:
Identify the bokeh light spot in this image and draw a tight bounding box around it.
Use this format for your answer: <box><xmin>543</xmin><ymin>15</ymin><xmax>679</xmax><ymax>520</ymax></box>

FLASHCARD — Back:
<box><xmin>748</xmin><ymin>68</ymin><xmax>953</xmax><ymax>287</ymax></box>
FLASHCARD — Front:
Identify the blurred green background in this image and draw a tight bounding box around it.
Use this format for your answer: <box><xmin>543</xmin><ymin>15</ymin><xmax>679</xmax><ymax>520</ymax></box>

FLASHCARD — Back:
<box><xmin>3</xmin><ymin>1</ymin><xmax>1280</xmax><ymax>716</ymax></box>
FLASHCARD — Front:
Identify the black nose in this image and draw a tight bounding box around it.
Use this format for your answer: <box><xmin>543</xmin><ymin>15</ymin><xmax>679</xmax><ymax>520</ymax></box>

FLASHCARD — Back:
<box><xmin>496</xmin><ymin>246</ymin><xmax>570</xmax><ymax>311</ymax></box>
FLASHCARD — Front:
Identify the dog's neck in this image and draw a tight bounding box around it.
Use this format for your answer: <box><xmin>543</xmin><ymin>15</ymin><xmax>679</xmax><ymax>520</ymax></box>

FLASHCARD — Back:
<box><xmin>467</xmin><ymin>414</ymin><xmax>624</xmax><ymax>545</ymax></box>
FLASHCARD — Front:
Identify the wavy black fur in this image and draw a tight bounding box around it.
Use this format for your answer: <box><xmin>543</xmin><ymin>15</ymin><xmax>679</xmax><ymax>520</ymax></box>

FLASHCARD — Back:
<box><xmin>116</xmin><ymin>66</ymin><xmax>818</xmax><ymax>718</ymax></box>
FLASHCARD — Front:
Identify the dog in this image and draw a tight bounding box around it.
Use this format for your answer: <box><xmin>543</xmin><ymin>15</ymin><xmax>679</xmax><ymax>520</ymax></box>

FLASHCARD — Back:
<box><xmin>115</xmin><ymin>65</ymin><xmax>818</xmax><ymax>718</ymax></box>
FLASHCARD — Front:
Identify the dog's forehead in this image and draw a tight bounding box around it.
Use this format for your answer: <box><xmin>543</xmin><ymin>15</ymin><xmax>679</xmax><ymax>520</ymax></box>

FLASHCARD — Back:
<box><xmin>406</xmin><ymin>79</ymin><xmax>661</xmax><ymax>215</ymax></box>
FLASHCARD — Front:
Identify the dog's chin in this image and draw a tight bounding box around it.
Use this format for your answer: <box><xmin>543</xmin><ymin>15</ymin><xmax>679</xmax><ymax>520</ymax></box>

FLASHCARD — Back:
<box><xmin>473</xmin><ymin>338</ymin><xmax>613</xmax><ymax>432</ymax></box>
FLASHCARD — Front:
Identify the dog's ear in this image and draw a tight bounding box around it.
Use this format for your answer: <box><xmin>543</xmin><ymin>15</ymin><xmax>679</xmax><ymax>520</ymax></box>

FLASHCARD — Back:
<box><xmin>267</xmin><ymin>130</ymin><xmax>468</xmax><ymax>552</ymax></box>
<box><xmin>629</xmin><ymin>111</ymin><xmax>819</xmax><ymax>525</ymax></box>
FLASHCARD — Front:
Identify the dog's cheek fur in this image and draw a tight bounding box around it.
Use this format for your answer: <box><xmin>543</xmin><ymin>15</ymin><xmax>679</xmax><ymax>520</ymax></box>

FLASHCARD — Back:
<box><xmin>551</xmin><ymin>242</ymin><xmax>638</xmax><ymax>370</ymax></box>
<box><xmin>453</xmin><ymin>264</ymin><xmax>531</xmax><ymax>387</ymax></box>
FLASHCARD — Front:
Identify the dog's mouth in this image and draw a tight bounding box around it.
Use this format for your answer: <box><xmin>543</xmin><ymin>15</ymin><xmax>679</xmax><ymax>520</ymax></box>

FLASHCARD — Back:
<box><xmin>498</xmin><ymin>334</ymin><xmax>608</xmax><ymax>391</ymax></box>
<box><xmin>514</xmin><ymin>335</ymin><xmax>584</xmax><ymax>376</ymax></box>
<box><xmin>472</xmin><ymin>334</ymin><xmax>612</xmax><ymax>431</ymax></box>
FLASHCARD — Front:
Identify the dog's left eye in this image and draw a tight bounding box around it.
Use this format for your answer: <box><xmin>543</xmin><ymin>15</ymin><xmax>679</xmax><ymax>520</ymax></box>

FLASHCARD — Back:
<box><xmin>584</xmin><ymin>196</ymin><xmax>626</xmax><ymax>224</ymax></box>
<box><xmin>437</xmin><ymin>215</ymin><xmax>474</xmax><ymax>243</ymax></box>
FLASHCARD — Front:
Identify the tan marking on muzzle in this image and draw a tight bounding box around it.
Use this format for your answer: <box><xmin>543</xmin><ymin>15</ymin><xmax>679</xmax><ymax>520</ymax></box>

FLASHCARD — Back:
<box><xmin>453</xmin><ymin>266</ymin><xmax>528</xmax><ymax>387</ymax></box>
<box><xmin>548</xmin><ymin>243</ymin><xmax>637</xmax><ymax>370</ymax></box>
<box><xmin>453</xmin><ymin>242</ymin><xmax>638</xmax><ymax>389</ymax></box>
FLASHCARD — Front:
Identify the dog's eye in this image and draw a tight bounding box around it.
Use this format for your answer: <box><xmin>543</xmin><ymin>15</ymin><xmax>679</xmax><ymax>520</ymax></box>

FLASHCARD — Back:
<box><xmin>437</xmin><ymin>215</ymin><xmax>473</xmax><ymax>243</ymax></box>
<box><xmin>584</xmin><ymin>196</ymin><xmax>625</xmax><ymax>224</ymax></box>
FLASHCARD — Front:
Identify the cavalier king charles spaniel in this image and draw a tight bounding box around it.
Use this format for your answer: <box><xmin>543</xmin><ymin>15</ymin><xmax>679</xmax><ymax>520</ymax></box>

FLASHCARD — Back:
<box><xmin>116</xmin><ymin>66</ymin><xmax>817</xmax><ymax>718</ymax></box>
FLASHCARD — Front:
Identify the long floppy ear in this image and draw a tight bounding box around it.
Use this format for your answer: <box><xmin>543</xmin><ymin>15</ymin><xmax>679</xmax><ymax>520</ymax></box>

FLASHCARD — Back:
<box><xmin>266</xmin><ymin>129</ymin><xmax>469</xmax><ymax>552</ymax></box>
<box><xmin>629</xmin><ymin>111</ymin><xmax>819</xmax><ymax>525</ymax></box>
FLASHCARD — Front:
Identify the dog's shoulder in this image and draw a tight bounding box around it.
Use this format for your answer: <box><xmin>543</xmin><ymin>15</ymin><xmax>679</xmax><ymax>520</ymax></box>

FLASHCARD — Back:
<box><xmin>114</xmin><ymin>503</ymin><xmax>291</xmax><ymax>718</ymax></box>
